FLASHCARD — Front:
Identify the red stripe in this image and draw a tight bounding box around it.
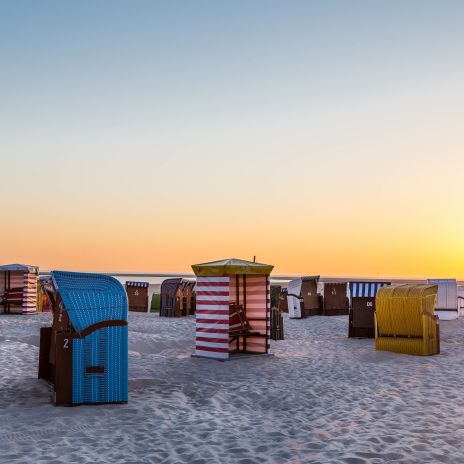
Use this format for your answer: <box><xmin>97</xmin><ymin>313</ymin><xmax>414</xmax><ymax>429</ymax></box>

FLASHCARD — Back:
<box><xmin>195</xmin><ymin>345</ymin><xmax>228</xmax><ymax>353</ymax></box>
<box><xmin>196</xmin><ymin>327</ymin><xmax>229</xmax><ymax>334</ymax></box>
<box><xmin>196</xmin><ymin>318</ymin><xmax>228</xmax><ymax>324</ymax></box>
<box><xmin>196</xmin><ymin>337</ymin><xmax>228</xmax><ymax>343</ymax></box>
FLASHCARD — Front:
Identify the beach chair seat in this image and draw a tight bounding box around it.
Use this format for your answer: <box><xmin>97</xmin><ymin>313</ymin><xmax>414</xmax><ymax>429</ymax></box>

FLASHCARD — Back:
<box><xmin>375</xmin><ymin>284</ymin><xmax>440</xmax><ymax>356</ymax></box>
<box><xmin>0</xmin><ymin>287</ymin><xmax>24</xmax><ymax>313</ymax></box>
<box><xmin>2</xmin><ymin>287</ymin><xmax>24</xmax><ymax>304</ymax></box>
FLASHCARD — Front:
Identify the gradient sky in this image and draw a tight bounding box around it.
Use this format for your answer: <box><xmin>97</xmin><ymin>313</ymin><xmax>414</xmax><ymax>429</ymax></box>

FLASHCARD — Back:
<box><xmin>1</xmin><ymin>1</ymin><xmax>463</xmax><ymax>277</ymax></box>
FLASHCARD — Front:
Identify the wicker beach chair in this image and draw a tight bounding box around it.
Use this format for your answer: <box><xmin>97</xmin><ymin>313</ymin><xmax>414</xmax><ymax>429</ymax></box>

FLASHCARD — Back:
<box><xmin>348</xmin><ymin>282</ymin><xmax>390</xmax><ymax>338</ymax></box>
<box><xmin>375</xmin><ymin>284</ymin><xmax>440</xmax><ymax>356</ymax></box>
<box><xmin>38</xmin><ymin>271</ymin><xmax>128</xmax><ymax>405</ymax></box>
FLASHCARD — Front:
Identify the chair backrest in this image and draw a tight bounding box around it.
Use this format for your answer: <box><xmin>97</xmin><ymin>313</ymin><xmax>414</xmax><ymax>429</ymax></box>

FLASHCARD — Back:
<box><xmin>301</xmin><ymin>278</ymin><xmax>319</xmax><ymax>309</ymax></box>
<box><xmin>229</xmin><ymin>303</ymin><xmax>252</xmax><ymax>333</ymax></box>
<box><xmin>376</xmin><ymin>284</ymin><xmax>437</xmax><ymax>337</ymax></box>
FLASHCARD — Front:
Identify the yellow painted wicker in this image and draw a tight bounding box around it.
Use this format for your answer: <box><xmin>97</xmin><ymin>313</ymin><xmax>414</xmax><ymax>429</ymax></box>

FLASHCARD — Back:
<box><xmin>375</xmin><ymin>284</ymin><xmax>439</xmax><ymax>356</ymax></box>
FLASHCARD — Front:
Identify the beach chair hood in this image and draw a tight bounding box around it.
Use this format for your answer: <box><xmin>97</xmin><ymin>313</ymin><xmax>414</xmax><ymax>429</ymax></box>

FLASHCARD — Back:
<box><xmin>349</xmin><ymin>282</ymin><xmax>390</xmax><ymax>298</ymax></box>
<box><xmin>51</xmin><ymin>271</ymin><xmax>128</xmax><ymax>332</ymax></box>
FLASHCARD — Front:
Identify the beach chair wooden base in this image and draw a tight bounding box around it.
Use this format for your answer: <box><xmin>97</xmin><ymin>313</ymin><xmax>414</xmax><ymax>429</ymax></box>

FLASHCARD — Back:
<box><xmin>348</xmin><ymin>298</ymin><xmax>376</xmax><ymax>338</ymax></box>
<box><xmin>323</xmin><ymin>308</ymin><xmax>349</xmax><ymax>316</ymax></box>
<box><xmin>270</xmin><ymin>308</ymin><xmax>284</xmax><ymax>340</ymax></box>
<box><xmin>192</xmin><ymin>352</ymin><xmax>274</xmax><ymax>362</ymax></box>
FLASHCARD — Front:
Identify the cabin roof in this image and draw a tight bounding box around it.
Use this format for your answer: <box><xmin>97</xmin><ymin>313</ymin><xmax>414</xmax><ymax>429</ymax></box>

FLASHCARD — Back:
<box><xmin>0</xmin><ymin>263</ymin><xmax>38</xmax><ymax>273</ymax></box>
<box><xmin>191</xmin><ymin>258</ymin><xmax>273</xmax><ymax>276</ymax></box>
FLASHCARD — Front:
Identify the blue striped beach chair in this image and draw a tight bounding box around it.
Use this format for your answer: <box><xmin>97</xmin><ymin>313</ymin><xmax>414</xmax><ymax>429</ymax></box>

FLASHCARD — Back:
<box><xmin>38</xmin><ymin>271</ymin><xmax>128</xmax><ymax>405</ymax></box>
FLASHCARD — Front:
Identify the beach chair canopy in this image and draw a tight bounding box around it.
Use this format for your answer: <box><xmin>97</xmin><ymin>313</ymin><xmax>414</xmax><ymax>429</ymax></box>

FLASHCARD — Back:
<box><xmin>287</xmin><ymin>276</ymin><xmax>320</xmax><ymax>296</ymax></box>
<box><xmin>126</xmin><ymin>281</ymin><xmax>149</xmax><ymax>288</ymax></box>
<box><xmin>350</xmin><ymin>282</ymin><xmax>391</xmax><ymax>298</ymax></box>
<box><xmin>426</xmin><ymin>279</ymin><xmax>458</xmax><ymax>320</ymax></box>
<box><xmin>287</xmin><ymin>276</ymin><xmax>320</xmax><ymax>318</ymax></box>
<box><xmin>51</xmin><ymin>271</ymin><xmax>128</xmax><ymax>332</ymax></box>
<box><xmin>192</xmin><ymin>258</ymin><xmax>274</xmax><ymax>277</ymax></box>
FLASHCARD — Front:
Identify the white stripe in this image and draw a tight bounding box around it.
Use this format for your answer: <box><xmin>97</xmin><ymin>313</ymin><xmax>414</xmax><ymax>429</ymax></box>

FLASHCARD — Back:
<box><xmin>196</xmin><ymin>340</ymin><xmax>228</xmax><ymax>349</ymax></box>
<box><xmin>195</xmin><ymin>286</ymin><xmax>229</xmax><ymax>293</ymax></box>
<box><xmin>196</xmin><ymin>332</ymin><xmax>229</xmax><ymax>339</ymax></box>
<box><xmin>196</xmin><ymin>277</ymin><xmax>229</xmax><ymax>283</ymax></box>
<box><xmin>195</xmin><ymin>313</ymin><xmax>229</xmax><ymax>321</ymax></box>
<box><xmin>196</xmin><ymin>304</ymin><xmax>228</xmax><ymax>311</ymax></box>
<box><xmin>195</xmin><ymin>349</ymin><xmax>228</xmax><ymax>359</ymax></box>
<box><xmin>196</xmin><ymin>295</ymin><xmax>229</xmax><ymax>302</ymax></box>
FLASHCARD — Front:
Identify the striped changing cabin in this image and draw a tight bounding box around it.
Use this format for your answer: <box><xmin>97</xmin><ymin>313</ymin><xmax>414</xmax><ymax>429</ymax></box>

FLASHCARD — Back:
<box><xmin>192</xmin><ymin>258</ymin><xmax>273</xmax><ymax>360</ymax></box>
<box><xmin>0</xmin><ymin>264</ymin><xmax>39</xmax><ymax>314</ymax></box>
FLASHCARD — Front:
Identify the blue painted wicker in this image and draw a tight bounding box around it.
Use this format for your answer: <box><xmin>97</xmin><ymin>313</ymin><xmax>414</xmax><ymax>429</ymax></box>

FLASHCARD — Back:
<box><xmin>52</xmin><ymin>271</ymin><xmax>128</xmax><ymax>404</ymax></box>
<box><xmin>52</xmin><ymin>271</ymin><xmax>128</xmax><ymax>332</ymax></box>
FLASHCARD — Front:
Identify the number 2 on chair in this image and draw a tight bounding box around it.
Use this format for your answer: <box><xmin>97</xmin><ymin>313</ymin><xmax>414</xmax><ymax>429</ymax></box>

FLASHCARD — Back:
<box><xmin>63</xmin><ymin>339</ymin><xmax>69</xmax><ymax>349</ymax></box>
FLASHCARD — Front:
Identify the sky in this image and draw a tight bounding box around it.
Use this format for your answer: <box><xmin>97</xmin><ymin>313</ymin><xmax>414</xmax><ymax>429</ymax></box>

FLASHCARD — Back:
<box><xmin>1</xmin><ymin>0</ymin><xmax>463</xmax><ymax>278</ymax></box>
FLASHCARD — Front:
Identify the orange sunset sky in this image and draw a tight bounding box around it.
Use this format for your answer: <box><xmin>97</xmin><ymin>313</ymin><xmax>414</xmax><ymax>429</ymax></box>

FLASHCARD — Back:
<box><xmin>1</xmin><ymin>2</ymin><xmax>463</xmax><ymax>278</ymax></box>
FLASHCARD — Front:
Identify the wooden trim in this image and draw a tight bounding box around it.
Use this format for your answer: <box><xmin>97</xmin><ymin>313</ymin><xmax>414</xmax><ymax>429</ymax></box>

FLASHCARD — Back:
<box><xmin>378</xmin><ymin>334</ymin><xmax>423</xmax><ymax>339</ymax></box>
<box><xmin>54</xmin><ymin>332</ymin><xmax>73</xmax><ymax>405</ymax></box>
<box><xmin>74</xmin><ymin>320</ymin><xmax>127</xmax><ymax>339</ymax></box>
<box><xmin>86</xmin><ymin>365</ymin><xmax>105</xmax><ymax>374</ymax></box>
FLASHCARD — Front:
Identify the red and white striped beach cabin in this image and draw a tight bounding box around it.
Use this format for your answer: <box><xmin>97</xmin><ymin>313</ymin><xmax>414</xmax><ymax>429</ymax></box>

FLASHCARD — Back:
<box><xmin>0</xmin><ymin>264</ymin><xmax>39</xmax><ymax>314</ymax></box>
<box><xmin>191</xmin><ymin>258</ymin><xmax>273</xmax><ymax>360</ymax></box>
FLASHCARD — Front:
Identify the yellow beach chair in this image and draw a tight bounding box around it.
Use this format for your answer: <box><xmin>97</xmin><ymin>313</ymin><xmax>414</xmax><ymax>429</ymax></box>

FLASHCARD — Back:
<box><xmin>375</xmin><ymin>284</ymin><xmax>440</xmax><ymax>356</ymax></box>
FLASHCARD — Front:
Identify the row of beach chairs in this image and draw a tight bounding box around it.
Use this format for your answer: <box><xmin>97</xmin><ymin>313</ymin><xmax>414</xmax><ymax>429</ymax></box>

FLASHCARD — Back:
<box><xmin>159</xmin><ymin>278</ymin><xmax>196</xmax><ymax>317</ymax></box>
<box><xmin>33</xmin><ymin>259</ymin><xmax>456</xmax><ymax>408</ymax></box>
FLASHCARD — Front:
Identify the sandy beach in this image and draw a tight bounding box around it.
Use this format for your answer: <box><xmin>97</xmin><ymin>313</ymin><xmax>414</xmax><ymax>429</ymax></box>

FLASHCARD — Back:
<box><xmin>1</xmin><ymin>312</ymin><xmax>464</xmax><ymax>463</ymax></box>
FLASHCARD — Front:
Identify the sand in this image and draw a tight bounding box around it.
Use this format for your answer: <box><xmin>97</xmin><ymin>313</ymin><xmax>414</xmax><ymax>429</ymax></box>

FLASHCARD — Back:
<box><xmin>1</xmin><ymin>313</ymin><xmax>464</xmax><ymax>463</ymax></box>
